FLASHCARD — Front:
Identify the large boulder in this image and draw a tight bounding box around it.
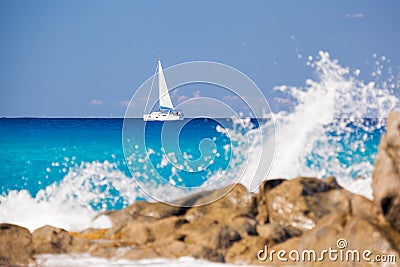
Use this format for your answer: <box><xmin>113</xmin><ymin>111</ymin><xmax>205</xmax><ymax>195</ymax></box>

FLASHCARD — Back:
<box><xmin>268</xmin><ymin>212</ymin><xmax>400</xmax><ymax>266</ymax></box>
<box><xmin>32</xmin><ymin>225</ymin><xmax>72</xmax><ymax>254</ymax></box>
<box><xmin>0</xmin><ymin>223</ymin><xmax>33</xmax><ymax>266</ymax></box>
<box><xmin>373</xmin><ymin>111</ymin><xmax>400</xmax><ymax>231</ymax></box>
<box><xmin>265</xmin><ymin>177</ymin><xmax>348</xmax><ymax>231</ymax></box>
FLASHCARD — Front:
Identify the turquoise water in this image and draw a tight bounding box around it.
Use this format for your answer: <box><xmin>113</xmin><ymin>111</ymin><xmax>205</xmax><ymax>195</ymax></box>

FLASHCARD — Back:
<box><xmin>0</xmin><ymin>118</ymin><xmax>383</xmax><ymax>210</ymax></box>
<box><xmin>0</xmin><ymin>118</ymin><xmax>242</xmax><ymax>210</ymax></box>
<box><xmin>0</xmin><ymin>118</ymin><xmax>126</xmax><ymax>195</ymax></box>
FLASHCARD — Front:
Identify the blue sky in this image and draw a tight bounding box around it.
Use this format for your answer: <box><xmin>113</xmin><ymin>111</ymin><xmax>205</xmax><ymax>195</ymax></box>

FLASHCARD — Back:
<box><xmin>0</xmin><ymin>0</ymin><xmax>399</xmax><ymax>117</ymax></box>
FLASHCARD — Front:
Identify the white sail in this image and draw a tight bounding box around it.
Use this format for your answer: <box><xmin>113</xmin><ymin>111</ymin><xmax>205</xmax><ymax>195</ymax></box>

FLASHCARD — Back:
<box><xmin>158</xmin><ymin>59</ymin><xmax>174</xmax><ymax>110</ymax></box>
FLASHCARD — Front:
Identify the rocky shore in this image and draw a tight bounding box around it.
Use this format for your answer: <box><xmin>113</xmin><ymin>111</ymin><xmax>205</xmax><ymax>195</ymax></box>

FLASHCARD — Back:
<box><xmin>2</xmin><ymin>112</ymin><xmax>400</xmax><ymax>266</ymax></box>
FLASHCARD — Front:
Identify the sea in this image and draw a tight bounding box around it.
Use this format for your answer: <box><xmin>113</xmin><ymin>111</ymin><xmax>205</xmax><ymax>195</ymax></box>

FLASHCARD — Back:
<box><xmin>1</xmin><ymin>51</ymin><xmax>399</xmax><ymax>266</ymax></box>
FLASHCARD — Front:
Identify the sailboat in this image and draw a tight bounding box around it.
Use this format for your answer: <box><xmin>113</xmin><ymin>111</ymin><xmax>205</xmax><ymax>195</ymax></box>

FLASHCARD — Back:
<box><xmin>143</xmin><ymin>58</ymin><xmax>184</xmax><ymax>121</ymax></box>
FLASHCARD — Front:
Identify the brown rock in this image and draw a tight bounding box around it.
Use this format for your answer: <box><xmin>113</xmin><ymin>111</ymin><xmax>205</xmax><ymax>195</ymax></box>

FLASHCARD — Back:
<box><xmin>88</xmin><ymin>241</ymin><xmax>133</xmax><ymax>259</ymax></box>
<box><xmin>183</xmin><ymin>183</ymin><xmax>255</xmax><ymax>220</ymax></box>
<box><xmin>106</xmin><ymin>201</ymin><xmax>185</xmax><ymax>230</ymax></box>
<box><xmin>226</xmin><ymin>216</ymin><xmax>257</xmax><ymax>237</ymax></box>
<box><xmin>282</xmin><ymin>225</ymin><xmax>303</xmax><ymax>239</ymax></box>
<box><xmin>269</xmin><ymin>212</ymin><xmax>400</xmax><ymax>267</ymax></box>
<box><xmin>71</xmin><ymin>228</ymin><xmax>108</xmax><ymax>240</ymax></box>
<box><xmin>119</xmin><ymin>216</ymin><xmax>187</xmax><ymax>244</ymax></box>
<box><xmin>32</xmin><ymin>225</ymin><xmax>89</xmax><ymax>254</ymax></box>
<box><xmin>120</xmin><ymin>238</ymin><xmax>224</xmax><ymax>262</ymax></box>
<box><xmin>148</xmin><ymin>216</ymin><xmax>188</xmax><ymax>240</ymax></box>
<box><xmin>130</xmin><ymin>201</ymin><xmax>184</xmax><ymax>218</ymax></box>
<box><xmin>90</xmin><ymin>237</ymin><xmax>224</xmax><ymax>262</ymax></box>
<box><xmin>256</xmin><ymin>179</ymin><xmax>287</xmax><ymax>224</ymax></box>
<box><xmin>349</xmin><ymin>193</ymin><xmax>382</xmax><ymax>224</ymax></box>
<box><xmin>174</xmin><ymin>183</ymin><xmax>254</xmax><ymax>210</ymax></box>
<box><xmin>173</xmin><ymin>184</ymin><xmax>256</xmax><ymax>253</ymax></box>
<box><xmin>256</xmin><ymin>223</ymin><xmax>287</xmax><ymax>245</ymax></box>
<box><xmin>179</xmin><ymin>217</ymin><xmax>240</xmax><ymax>250</ymax></box>
<box><xmin>0</xmin><ymin>223</ymin><xmax>33</xmax><ymax>266</ymax></box>
<box><xmin>127</xmin><ymin>202</ymin><xmax>185</xmax><ymax>219</ymax></box>
<box><xmin>266</xmin><ymin>177</ymin><xmax>348</xmax><ymax>231</ymax></box>
<box><xmin>94</xmin><ymin>184</ymin><xmax>256</xmax><ymax>262</ymax></box>
<box><xmin>184</xmin><ymin>208</ymin><xmax>257</xmax><ymax>245</ymax></box>
<box><xmin>372</xmin><ymin>111</ymin><xmax>400</xmax><ymax>231</ymax></box>
<box><xmin>344</xmin><ymin>218</ymin><xmax>399</xmax><ymax>262</ymax></box>
<box><xmin>120</xmin><ymin>222</ymin><xmax>153</xmax><ymax>245</ymax></box>
<box><xmin>119</xmin><ymin>245</ymin><xmax>161</xmax><ymax>261</ymax></box>
<box><xmin>104</xmin><ymin>201</ymin><xmax>186</xmax><ymax>241</ymax></box>
<box><xmin>225</xmin><ymin>236</ymin><xmax>267</xmax><ymax>265</ymax></box>
<box><xmin>184</xmin><ymin>205</ymin><xmax>231</xmax><ymax>223</ymax></box>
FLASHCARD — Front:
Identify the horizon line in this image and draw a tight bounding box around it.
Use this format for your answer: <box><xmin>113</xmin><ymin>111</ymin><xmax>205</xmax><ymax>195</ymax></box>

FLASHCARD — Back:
<box><xmin>0</xmin><ymin>116</ymin><xmax>387</xmax><ymax>120</ymax></box>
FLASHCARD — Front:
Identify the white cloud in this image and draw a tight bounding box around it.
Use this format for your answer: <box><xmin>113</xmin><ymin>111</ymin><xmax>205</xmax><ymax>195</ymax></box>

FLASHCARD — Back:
<box><xmin>177</xmin><ymin>95</ymin><xmax>188</xmax><ymax>103</ymax></box>
<box><xmin>119</xmin><ymin>100</ymin><xmax>130</xmax><ymax>107</ymax></box>
<box><xmin>346</xmin><ymin>13</ymin><xmax>364</xmax><ymax>18</ymax></box>
<box><xmin>89</xmin><ymin>99</ymin><xmax>102</xmax><ymax>105</ymax></box>
<box><xmin>274</xmin><ymin>97</ymin><xmax>292</xmax><ymax>105</ymax></box>
<box><xmin>222</xmin><ymin>95</ymin><xmax>240</xmax><ymax>102</ymax></box>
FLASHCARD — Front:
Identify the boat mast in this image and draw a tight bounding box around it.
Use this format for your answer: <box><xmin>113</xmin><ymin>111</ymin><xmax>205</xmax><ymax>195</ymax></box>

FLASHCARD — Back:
<box><xmin>143</xmin><ymin>58</ymin><xmax>159</xmax><ymax>114</ymax></box>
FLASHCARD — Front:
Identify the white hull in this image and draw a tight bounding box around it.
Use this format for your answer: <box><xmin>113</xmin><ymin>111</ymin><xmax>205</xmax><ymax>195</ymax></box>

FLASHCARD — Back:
<box><xmin>143</xmin><ymin>111</ymin><xmax>184</xmax><ymax>121</ymax></box>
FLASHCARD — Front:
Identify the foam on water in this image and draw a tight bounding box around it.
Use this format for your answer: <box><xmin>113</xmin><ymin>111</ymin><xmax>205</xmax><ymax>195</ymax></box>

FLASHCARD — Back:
<box><xmin>35</xmin><ymin>254</ymin><xmax>261</xmax><ymax>267</ymax></box>
<box><xmin>0</xmin><ymin>161</ymin><xmax>133</xmax><ymax>231</ymax></box>
<box><xmin>264</xmin><ymin>51</ymin><xmax>398</xmax><ymax>197</ymax></box>
<box><xmin>212</xmin><ymin>51</ymin><xmax>399</xmax><ymax>198</ymax></box>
